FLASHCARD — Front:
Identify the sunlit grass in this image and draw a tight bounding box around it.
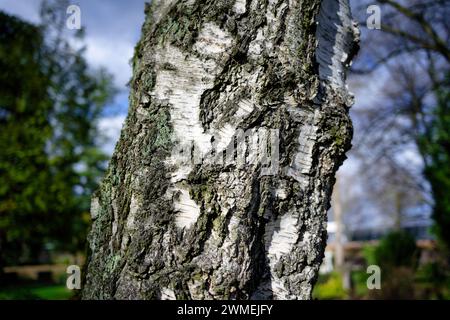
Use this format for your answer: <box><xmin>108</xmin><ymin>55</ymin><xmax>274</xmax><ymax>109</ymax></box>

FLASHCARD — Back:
<box><xmin>0</xmin><ymin>284</ymin><xmax>74</xmax><ymax>300</ymax></box>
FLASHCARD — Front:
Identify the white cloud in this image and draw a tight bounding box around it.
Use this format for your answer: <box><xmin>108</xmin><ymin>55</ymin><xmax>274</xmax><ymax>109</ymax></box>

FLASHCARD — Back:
<box><xmin>348</xmin><ymin>66</ymin><xmax>390</xmax><ymax>109</ymax></box>
<box><xmin>84</xmin><ymin>35</ymin><xmax>134</xmax><ymax>88</ymax></box>
<box><xmin>98</xmin><ymin>114</ymin><xmax>126</xmax><ymax>155</ymax></box>
<box><xmin>0</xmin><ymin>0</ymin><xmax>41</xmax><ymax>23</ymax></box>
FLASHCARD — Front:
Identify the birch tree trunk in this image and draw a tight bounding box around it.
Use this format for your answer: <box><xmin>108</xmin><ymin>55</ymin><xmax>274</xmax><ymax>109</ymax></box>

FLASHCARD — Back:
<box><xmin>82</xmin><ymin>0</ymin><xmax>359</xmax><ymax>300</ymax></box>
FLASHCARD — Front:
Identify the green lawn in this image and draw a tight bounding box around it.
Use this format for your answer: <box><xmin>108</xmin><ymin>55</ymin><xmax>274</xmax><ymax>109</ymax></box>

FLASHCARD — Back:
<box><xmin>0</xmin><ymin>284</ymin><xmax>75</xmax><ymax>300</ymax></box>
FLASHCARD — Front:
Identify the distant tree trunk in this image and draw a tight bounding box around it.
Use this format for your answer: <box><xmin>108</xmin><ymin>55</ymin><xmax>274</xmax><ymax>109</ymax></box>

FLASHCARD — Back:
<box><xmin>82</xmin><ymin>0</ymin><xmax>359</xmax><ymax>300</ymax></box>
<box><xmin>332</xmin><ymin>175</ymin><xmax>351</xmax><ymax>290</ymax></box>
<box><xmin>332</xmin><ymin>175</ymin><xmax>344</xmax><ymax>270</ymax></box>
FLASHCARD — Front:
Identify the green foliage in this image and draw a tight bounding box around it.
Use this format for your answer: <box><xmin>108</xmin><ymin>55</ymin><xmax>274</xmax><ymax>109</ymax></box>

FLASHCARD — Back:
<box><xmin>362</xmin><ymin>232</ymin><xmax>419</xmax><ymax>299</ymax></box>
<box><xmin>373</xmin><ymin>231</ymin><xmax>418</xmax><ymax>269</ymax></box>
<box><xmin>419</xmin><ymin>73</ymin><xmax>450</xmax><ymax>251</ymax></box>
<box><xmin>415</xmin><ymin>262</ymin><xmax>450</xmax><ymax>299</ymax></box>
<box><xmin>362</xmin><ymin>244</ymin><xmax>377</xmax><ymax>266</ymax></box>
<box><xmin>0</xmin><ymin>3</ymin><xmax>114</xmax><ymax>268</ymax></box>
<box><xmin>370</xmin><ymin>267</ymin><xmax>417</xmax><ymax>300</ymax></box>
<box><xmin>359</xmin><ymin>233</ymin><xmax>450</xmax><ymax>299</ymax></box>
<box><xmin>28</xmin><ymin>284</ymin><xmax>73</xmax><ymax>300</ymax></box>
<box><xmin>350</xmin><ymin>270</ymin><xmax>369</xmax><ymax>298</ymax></box>
<box><xmin>312</xmin><ymin>272</ymin><xmax>347</xmax><ymax>300</ymax></box>
<box><xmin>0</xmin><ymin>11</ymin><xmax>58</xmax><ymax>265</ymax></box>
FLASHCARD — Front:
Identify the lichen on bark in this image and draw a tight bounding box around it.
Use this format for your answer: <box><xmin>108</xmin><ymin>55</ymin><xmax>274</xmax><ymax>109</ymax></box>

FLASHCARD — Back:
<box><xmin>82</xmin><ymin>0</ymin><xmax>359</xmax><ymax>300</ymax></box>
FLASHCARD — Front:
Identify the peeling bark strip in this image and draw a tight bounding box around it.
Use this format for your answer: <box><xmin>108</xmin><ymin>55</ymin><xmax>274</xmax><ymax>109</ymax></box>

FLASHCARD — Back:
<box><xmin>82</xmin><ymin>0</ymin><xmax>359</xmax><ymax>300</ymax></box>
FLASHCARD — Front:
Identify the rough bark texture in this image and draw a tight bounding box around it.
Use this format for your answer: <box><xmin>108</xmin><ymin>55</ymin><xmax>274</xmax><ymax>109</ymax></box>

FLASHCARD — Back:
<box><xmin>82</xmin><ymin>0</ymin><xmax>359</xmax><ymax>300</ymax></box>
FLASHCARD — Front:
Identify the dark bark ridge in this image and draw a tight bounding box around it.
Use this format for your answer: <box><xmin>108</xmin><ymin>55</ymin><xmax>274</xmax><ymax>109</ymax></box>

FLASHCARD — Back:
<box><xmin>83</xmin><ymin>0</ymin><xmax>359</xmax><ymax>300</ymax></box>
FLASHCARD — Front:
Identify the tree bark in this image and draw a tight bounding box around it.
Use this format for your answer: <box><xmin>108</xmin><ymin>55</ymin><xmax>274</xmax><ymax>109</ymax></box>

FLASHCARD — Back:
<box><xmin>82</xmin><ymin>0</ymin><xmax>359</xmax><ymax>300</ymax></box>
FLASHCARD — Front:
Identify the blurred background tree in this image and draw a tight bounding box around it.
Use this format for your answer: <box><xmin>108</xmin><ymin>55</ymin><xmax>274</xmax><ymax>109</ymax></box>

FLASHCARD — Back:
<box><xmin>350</xmin><ymin>0</ymin><xmax>450</xmax><ymax>251</ymax></box>
<box><xmin>373</xmin><ymin>231</ymin><xmax>419</xmax><ymax>269</ymax></box>
<box><xmin>363</xmin><ymin>231</ymin><xmax>418</xmax><ymax>299</ymax></box>
<box><xmin>419</xmin><ymin>72</ymin><xmax>450</xmax><ymax>251</ymax></box>
<box><xmin>314</xmin><ymin>0</ymin><xmax>450</xmax><ymax>300</ymax></box>
<box><xmin>0</xmin><ymin>0</ymin><xmax>115</xmax><ymax>279</ymax></box>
